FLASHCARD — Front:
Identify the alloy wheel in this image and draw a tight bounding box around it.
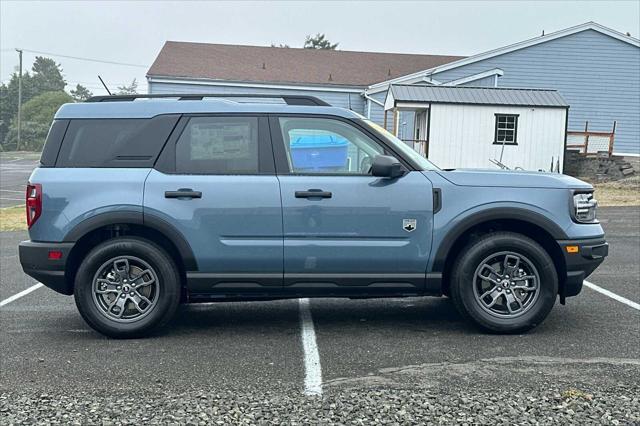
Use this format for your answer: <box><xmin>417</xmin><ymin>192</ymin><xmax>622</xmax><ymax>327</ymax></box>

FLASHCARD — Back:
<box><xmin>472</xmin><ymin>251</ymin><xmax>540</xmax><ymax>318</ymax></box>
<box><xmin>91</xmin><ymin>256</ymin><xmax>160</xmax><ymax>323</ymax></box>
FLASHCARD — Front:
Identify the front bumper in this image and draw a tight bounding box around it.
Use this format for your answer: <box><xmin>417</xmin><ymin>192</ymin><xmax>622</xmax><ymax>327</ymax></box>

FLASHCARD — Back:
<box><xmin>557</xmin><ymin>237</ymin><xmax>608</xmax><ymax>299</ymax></box>
<box><xmin>19</xmin><ymin>240</ymin><xmax>75</xmax><ymax>295</ymax></box>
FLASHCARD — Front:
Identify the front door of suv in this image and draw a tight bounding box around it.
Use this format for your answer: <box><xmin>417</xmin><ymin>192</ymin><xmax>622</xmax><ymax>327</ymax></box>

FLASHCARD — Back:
<box><xmin>271</xmin><ymin>115</ymin><xmax>434</xmax><ymax>295</ymax></box>
<box><xmin>144</xmin><ymin>115</ymin><xmax>283</xmax><ymax>296</ymax></box>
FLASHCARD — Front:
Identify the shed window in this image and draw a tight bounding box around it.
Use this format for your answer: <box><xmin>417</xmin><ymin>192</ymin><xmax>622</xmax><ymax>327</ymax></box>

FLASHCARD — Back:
<box><xmin>493</xmin><ymin>114</ymin><xmax>518</xmax><ymax>145</ymax></box>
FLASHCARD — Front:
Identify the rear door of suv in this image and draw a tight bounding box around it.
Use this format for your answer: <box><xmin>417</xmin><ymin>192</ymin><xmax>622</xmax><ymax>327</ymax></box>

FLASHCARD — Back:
<box><xmin>144</xmin><ymin>114</ymin><xmax>283</xmax><ymax>296</ymax></box>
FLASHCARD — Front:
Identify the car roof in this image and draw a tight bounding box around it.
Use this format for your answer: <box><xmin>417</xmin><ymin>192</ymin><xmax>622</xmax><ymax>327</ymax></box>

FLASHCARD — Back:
<box><xmin>54</xmin><ymin>99</ymin><xmax>362</xmax><ymax>120</ymax></box>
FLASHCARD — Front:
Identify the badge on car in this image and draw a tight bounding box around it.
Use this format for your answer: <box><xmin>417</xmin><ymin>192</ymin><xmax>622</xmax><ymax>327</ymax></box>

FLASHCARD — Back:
<box><xmin>403</xmin><ymin>219</ymin><xmax>417</xmax><ymax>232</ymax></box>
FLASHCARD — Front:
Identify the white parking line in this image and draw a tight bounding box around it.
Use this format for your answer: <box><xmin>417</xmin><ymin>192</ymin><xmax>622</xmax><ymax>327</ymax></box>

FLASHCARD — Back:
<box><xmin>0</xmin><ymin>190</ymin><xmax>24</xmax><ymax>193</ymax></box>
<box><xmin>0</xmin><ymin>283</ymin><xmax>44</xmax><ymax>307</ymax></box>
<box><xmin>584</xmin><ymin>280</ymin><xmax>640</xmax><ymax>311</ymax></box>
<box><xmin>298</xmin><ymin>298</ymin><xmax>322</xmax><ymax>396</ymax></box>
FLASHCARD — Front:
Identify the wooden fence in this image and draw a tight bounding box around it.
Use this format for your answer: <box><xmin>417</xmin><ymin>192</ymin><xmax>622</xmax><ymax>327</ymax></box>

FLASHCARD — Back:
<box><xmin>566</xmin><ymin>121</ymin><xmax>616</xmax><ymax>156</ymax></box>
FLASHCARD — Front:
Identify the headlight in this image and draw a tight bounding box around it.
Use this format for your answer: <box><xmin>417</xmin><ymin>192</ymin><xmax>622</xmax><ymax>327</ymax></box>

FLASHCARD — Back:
<box><xmin>573</xmin><ymin>192</ymin><xmax>598</xmax><ymax>223</ymax></box>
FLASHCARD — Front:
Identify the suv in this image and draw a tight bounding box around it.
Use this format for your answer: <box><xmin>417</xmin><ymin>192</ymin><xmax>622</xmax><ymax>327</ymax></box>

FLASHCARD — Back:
<box><xmin>19</xmin><ymin>94</ymin><xmax>608</xmax><ymax>338</ymax></box>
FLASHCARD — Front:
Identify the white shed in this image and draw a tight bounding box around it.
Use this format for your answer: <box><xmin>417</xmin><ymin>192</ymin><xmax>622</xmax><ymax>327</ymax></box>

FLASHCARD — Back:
<box><xmin>383</xmin><ymin>85</ymin><xmax>569</xmax><ymax>172</ymax></box>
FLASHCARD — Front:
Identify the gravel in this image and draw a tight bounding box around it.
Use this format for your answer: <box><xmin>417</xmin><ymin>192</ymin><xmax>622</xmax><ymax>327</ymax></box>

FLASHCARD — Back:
<box><xmin>1</xmin><ymin>383</ymin><xmax>638</xmax><ymax>425</ymax></box>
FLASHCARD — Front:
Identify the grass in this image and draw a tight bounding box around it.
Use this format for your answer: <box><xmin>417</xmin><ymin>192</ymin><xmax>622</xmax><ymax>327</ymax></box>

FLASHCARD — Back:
<box><xmin>0</xmin><ymin>206</ymin><xmax>26</xmax><ymax>231</ymax></box>
<box><xmin>591</xmin><ymin>175</ymin><xmax>640</xmax><ymax>207</ymax></box>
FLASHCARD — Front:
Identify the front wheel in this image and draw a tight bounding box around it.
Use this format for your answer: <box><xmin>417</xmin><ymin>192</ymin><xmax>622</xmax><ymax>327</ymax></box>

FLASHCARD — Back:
<box><xmin>74</xmin><ymin>237</ymin><xmax>181</xmax><ymax>338</ymax></box>
<box><xmin>450</xmin><ymin>232</ymin><xmax>558</xmax><ymax>333</ymax></box>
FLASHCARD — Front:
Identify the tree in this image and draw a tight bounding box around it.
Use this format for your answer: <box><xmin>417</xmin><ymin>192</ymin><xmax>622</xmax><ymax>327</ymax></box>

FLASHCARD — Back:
<box><xmin>3</xmin><ymin>91</ymin><xmax>72</xmax><ymax>151</ymax></box>
<box><xmin>70</xmin><ymin>84</ymin><xmax>93</xmax><ymax>102</ymax></box>
<box><xmin>0</xmin><ymin>72</ymin><xmax>36</xmax><ymax>145</ymax></box>
<box><xmin>0</xmin><ymin>56</ymin><xmax>66</xmax><ymax>146</ymax></box>
<box><xmin>270</xmin><ymin>43</ymin><xmax>290</xmax><ymax>48</ymax></box>
<box><xmin>117</xmin><ymin>78</ymin><xmax>138</xmax><ymax>95</ymax></box>
<box><xmin>31</xmin><ymin>56</ymin><xmax>66</xmax><ymax>93</ymax></box>
<box><xmin>304</xmin><ymin>33</ymin><xmax>338</xmax><ymax>50</ymax></box>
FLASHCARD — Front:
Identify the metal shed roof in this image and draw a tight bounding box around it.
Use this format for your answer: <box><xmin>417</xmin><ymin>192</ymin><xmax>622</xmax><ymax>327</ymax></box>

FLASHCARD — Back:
<box><xmin>386</xmin><ymin>85</ymin><xmax>569</xmax><ymax>109</ymax></box>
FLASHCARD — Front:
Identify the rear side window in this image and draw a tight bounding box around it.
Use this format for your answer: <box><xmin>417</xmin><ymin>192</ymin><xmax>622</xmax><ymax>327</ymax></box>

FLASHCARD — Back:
<box><xmin>176</xmin><ymin>116</ymin><xmax>259</xmax><ymax>174</ymax></box>
<box><xmin>56</xmin><ymin>115</ymin><xmax>179</xmax><ymax>167</ymax></box>
<box><xmin>40</xmin><ymin>120</ymin><xmax>69</xmax><ymax>167</ymax></box>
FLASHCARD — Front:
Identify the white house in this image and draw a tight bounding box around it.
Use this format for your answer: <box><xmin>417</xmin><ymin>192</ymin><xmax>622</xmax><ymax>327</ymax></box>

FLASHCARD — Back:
<box><xmin>384</xmin><ymin>85</ymin><xmax>569</xmax><ymax>171</ymax></box>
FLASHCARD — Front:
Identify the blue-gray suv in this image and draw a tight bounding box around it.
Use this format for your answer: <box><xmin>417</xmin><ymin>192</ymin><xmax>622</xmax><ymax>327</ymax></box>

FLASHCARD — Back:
<box><xmin>19</xmin><ymin>94</ymin><xmax>608</xmax><ymax>338</ymax></box>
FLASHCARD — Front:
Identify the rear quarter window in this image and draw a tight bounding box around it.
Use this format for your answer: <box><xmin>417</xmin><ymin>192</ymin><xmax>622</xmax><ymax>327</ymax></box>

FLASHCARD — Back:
<box><xmin>40</xmin><ymin>120</ymin><xmax>69</xmax><ymax>167</ymax></box>
<box><xmin>56</xmin><ymin>115</ymin><xmax>179</xmax><ymax>168</ymax></box>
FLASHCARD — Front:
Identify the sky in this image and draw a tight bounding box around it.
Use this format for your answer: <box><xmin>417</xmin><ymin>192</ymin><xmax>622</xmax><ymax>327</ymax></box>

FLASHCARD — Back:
<box><xmin>1</xmin><ymin>0</ymin><xmax>639</xmax><ymax>95</ymax></box>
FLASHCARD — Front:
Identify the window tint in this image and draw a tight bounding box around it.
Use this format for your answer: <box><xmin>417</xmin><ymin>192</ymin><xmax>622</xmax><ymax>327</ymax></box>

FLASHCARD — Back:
<box><xmin>40</xmin><ymin>120</ymin><xmax>69</xmax><ymax>167</ymax></box>
<box><xmin>494</xmin><ymin>114</ymin><xmax>518</xmax><ymax>145</ymax></box>
<box><xmin>176</xmin><ymin>117</ymin><xmax>259</xmax><ymax>174</ymax></box>
<box><xmin>56</xmin><ymin>115</ymin><xmax>179</xmax><ymax>167</ymax></box>
<box><xmin>278</xmin><ymin>117</ymin><xmax>384</xmax><ymax>174</ymax></box>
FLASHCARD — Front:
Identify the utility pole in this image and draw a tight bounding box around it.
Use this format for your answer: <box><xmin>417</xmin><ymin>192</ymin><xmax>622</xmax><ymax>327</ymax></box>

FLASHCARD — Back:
<box><xmin>15</xmin><ymin>48</ymin><xmax>23</xmax><ymax>151</ymax></box>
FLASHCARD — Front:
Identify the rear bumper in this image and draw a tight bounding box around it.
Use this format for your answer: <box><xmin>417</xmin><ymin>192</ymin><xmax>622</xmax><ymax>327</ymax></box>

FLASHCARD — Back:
<box><xmin>558</xmin><ymin>237</ymin><xmax>608</xmax><ymax>298</ymax></box>
<box><xmin>19</xmin><ymin>240</ymin><xmax>75</xmax><ymax>295</ymax></box>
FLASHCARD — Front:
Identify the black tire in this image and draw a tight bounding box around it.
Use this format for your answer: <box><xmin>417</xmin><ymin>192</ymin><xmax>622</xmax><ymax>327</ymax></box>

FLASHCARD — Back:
<box><xmin>74</xmin><ymin>237</ymin><xmax>181</xmax><ymax>338</ymax></box>
<box><xmin>450</xmin><ymin>232</ymin><xmax>558</xmax><ymax>333</ymax></box>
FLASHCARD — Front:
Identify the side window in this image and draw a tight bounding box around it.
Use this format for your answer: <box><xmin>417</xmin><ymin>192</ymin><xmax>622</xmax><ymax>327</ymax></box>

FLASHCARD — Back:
<box><xmin>176</xmin><ymin>116</ymin><xmax>259</xmax><ymax>174</ymax></box>
<box><xmin>56</xmin><ymin>116</ymin><xmax>179</xmax><ymax>168</ymax></box>
<box><xmin>58</xmin><ymin>119</ymin><xmax>146</xmax><ymax>167</ymax></box>
<box><xmin>278</xmin><ymin>117</ymin><xmax>384</xmax><ymax>174</ymax></box>
<box><xmin>493</xmin><ymin>114</ymin><xmax>518</xmax><ymax>145</ymax></box>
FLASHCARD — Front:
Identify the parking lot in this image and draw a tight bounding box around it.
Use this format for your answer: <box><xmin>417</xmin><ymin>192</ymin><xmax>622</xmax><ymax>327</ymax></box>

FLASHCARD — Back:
<box><xmin>0</xmin><ymin>153</ymin><xmax>39</xmax><ymax>208</ymax></box>
<box><xmin>0</xmin><ymin>205</ymin><xmax>638</xmax><ymax>424</ymax></box>
<box><xmin>0</xmin><ymin>154</ymin><xmax>638</xmax><ymax>423</ymax></box>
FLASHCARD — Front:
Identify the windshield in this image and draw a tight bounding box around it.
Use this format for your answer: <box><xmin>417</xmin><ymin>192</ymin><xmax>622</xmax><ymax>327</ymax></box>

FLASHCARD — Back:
<box><xmin>360</xmin><ymin>119</ymin><xmax>440</xmax><ymax>171</ymax></box>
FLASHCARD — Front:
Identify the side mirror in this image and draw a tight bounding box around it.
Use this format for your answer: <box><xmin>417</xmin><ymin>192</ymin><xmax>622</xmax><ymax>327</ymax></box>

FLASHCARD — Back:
<box><xmin>371</xmin><ymin>155</ymin><xmax>404</xmax><ymax>179</ymax></box>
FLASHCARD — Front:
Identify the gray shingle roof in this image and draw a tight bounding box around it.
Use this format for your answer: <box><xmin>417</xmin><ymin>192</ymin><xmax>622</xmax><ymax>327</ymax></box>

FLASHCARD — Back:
<box><xmin>389</xmin><ymin>85</ymin><xmax>568</xmax><ymax>107</ymax></box>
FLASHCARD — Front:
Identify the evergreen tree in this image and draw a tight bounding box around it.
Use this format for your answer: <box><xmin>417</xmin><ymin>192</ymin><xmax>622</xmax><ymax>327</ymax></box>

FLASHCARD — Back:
<box><xmin>117</xmin><ymin>79</ymin><xmax>138</xmax><ymax>95</ymax></box>
<box><xmin>304</xmin><ymin>33</ymin><xmax>339</xmax><ymax>50</ymax></box>
<box><xmin>70</xmin><ymin>84</ymin><xmax>93</xmax><ymax>102</ymax></box>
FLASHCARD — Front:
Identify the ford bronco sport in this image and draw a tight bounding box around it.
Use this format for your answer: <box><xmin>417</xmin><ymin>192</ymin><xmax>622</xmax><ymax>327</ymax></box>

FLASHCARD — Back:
<box><xmin>19</xmin><ymin>94</ymin><xmax>608</xmax><ymax>338</ymax></box>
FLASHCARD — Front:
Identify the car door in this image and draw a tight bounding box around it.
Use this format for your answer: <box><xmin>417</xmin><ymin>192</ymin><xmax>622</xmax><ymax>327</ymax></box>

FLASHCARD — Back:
<box><xmin>144</xmin><ymin>115</ymin><xmax>283</xmax><ymax>296</ymax></box>
<box><xmin>270</xmin><ymin>115</ymin><xmax>434</xmax><ymax>295</ymax></box>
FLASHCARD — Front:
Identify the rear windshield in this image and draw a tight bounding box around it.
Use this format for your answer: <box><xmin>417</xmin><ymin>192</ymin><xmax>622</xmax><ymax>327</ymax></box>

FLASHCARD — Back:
<box><xmin>55</xmin><ymin>115</ymin><xmax>179</xmax><ymax>168</ymax></box>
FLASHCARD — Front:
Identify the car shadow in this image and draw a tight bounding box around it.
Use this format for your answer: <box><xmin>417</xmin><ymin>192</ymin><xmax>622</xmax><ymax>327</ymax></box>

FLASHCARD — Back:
<box><xmin>162</xmin><ymin>297</ymin><xmax>477</xmax><ymax>337</ymax></box>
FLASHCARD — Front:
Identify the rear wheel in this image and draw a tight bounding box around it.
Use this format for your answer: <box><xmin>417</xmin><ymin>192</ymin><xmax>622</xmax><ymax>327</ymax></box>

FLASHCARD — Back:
<box><xmin>74</xmin><ymin>237</ymin><xmax>181</xmax><ymax>338</ymax></box>
<box><xmin>450</xmin><ymin>232</ymin><xmax>558</xmax><ymax>333</ymax></box>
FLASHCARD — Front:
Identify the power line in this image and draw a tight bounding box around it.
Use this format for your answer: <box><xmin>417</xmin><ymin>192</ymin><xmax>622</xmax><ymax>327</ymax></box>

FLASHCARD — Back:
<box><xmin>18</xmin><ymin>49</ymin><xmax>148</xmax><ymax>68</ymax></box>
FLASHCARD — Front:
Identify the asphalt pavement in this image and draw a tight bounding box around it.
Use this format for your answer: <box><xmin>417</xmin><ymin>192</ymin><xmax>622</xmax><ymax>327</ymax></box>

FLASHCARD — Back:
<box><xmin>0</xmin><ymin>154</ymin><xmax>39</xmax><ymax>208</ymax></box>
<box><xmin>0</xmin><ymin>207</ymin><xmax>638</xmax><ymax>424</ymax></box>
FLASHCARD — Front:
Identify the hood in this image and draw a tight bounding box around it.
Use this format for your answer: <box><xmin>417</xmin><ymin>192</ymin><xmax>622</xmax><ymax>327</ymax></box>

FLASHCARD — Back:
<box><xmin>436</xmin><ymin>169</ymin><xmax>593</xmax><ymax>190</ymax></box>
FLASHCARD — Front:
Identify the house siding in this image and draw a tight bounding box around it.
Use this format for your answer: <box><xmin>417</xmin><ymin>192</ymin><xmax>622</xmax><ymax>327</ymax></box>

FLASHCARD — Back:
<box><xmin>431</xmin><ymin>30</ymin><xmax>640</xmax><ymax>155</ymax></box>
<box><xmin>457</xmin><ymin>75</ymin><xmax>497</xmax><ymax>87</ymax></box>
<box><xmin>367</xmin><ymin>91</ymin><xmax>388</xmax><ymax>127</ymax></box>
<box><xmin>148</xmin><ymin>81</ymin><xmax>366</xmax><ymax>115</ymax></box>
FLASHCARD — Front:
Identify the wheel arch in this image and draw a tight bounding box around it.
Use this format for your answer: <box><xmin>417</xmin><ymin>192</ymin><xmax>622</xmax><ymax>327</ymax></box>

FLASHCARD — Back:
<box><xmin>63</xmin><ymin>211</ymin><xmax>197</xmax><ymax>294</ymax></box>
<box><xmin>435</xmin><ymin>208</ymin><xmax>567</xmax><ymax>296</ymax></box>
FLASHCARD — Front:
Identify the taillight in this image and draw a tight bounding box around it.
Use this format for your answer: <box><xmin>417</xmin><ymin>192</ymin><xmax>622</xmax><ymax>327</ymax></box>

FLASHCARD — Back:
<box><xmin>26</xmin><ymin>183</ymin><xmax>42</xmax><ymax>228</ymax></box>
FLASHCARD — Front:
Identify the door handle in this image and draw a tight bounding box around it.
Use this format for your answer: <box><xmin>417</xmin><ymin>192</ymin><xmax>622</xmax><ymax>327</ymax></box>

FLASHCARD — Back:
<box><xmin>295</xmin><ymin>189</ymin><xmax>332</xmax><ymax>199</ymax></box>
<box><xmin>165</xmin><ymin>189</ymin><xmax>202</xmax><ymax>199</ymax></box>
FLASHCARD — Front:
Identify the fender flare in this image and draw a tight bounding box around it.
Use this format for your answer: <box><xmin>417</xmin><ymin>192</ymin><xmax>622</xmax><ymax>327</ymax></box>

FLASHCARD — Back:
<box><xmin>432</xmin><ymin>206</ymin><xmax>568</xmax><ymax>272</ymax></box>
<box><xmin>64</xmin><ymin>210</ymin><xmax>198</xmax><ymax>271</ymax></box>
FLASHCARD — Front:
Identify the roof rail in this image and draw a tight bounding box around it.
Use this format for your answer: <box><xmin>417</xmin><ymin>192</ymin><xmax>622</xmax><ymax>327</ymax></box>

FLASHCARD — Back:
<box><xmin>85</xmin><ymin>93</ymin><xmax>331</xmax><ymax>106</ymax></box>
